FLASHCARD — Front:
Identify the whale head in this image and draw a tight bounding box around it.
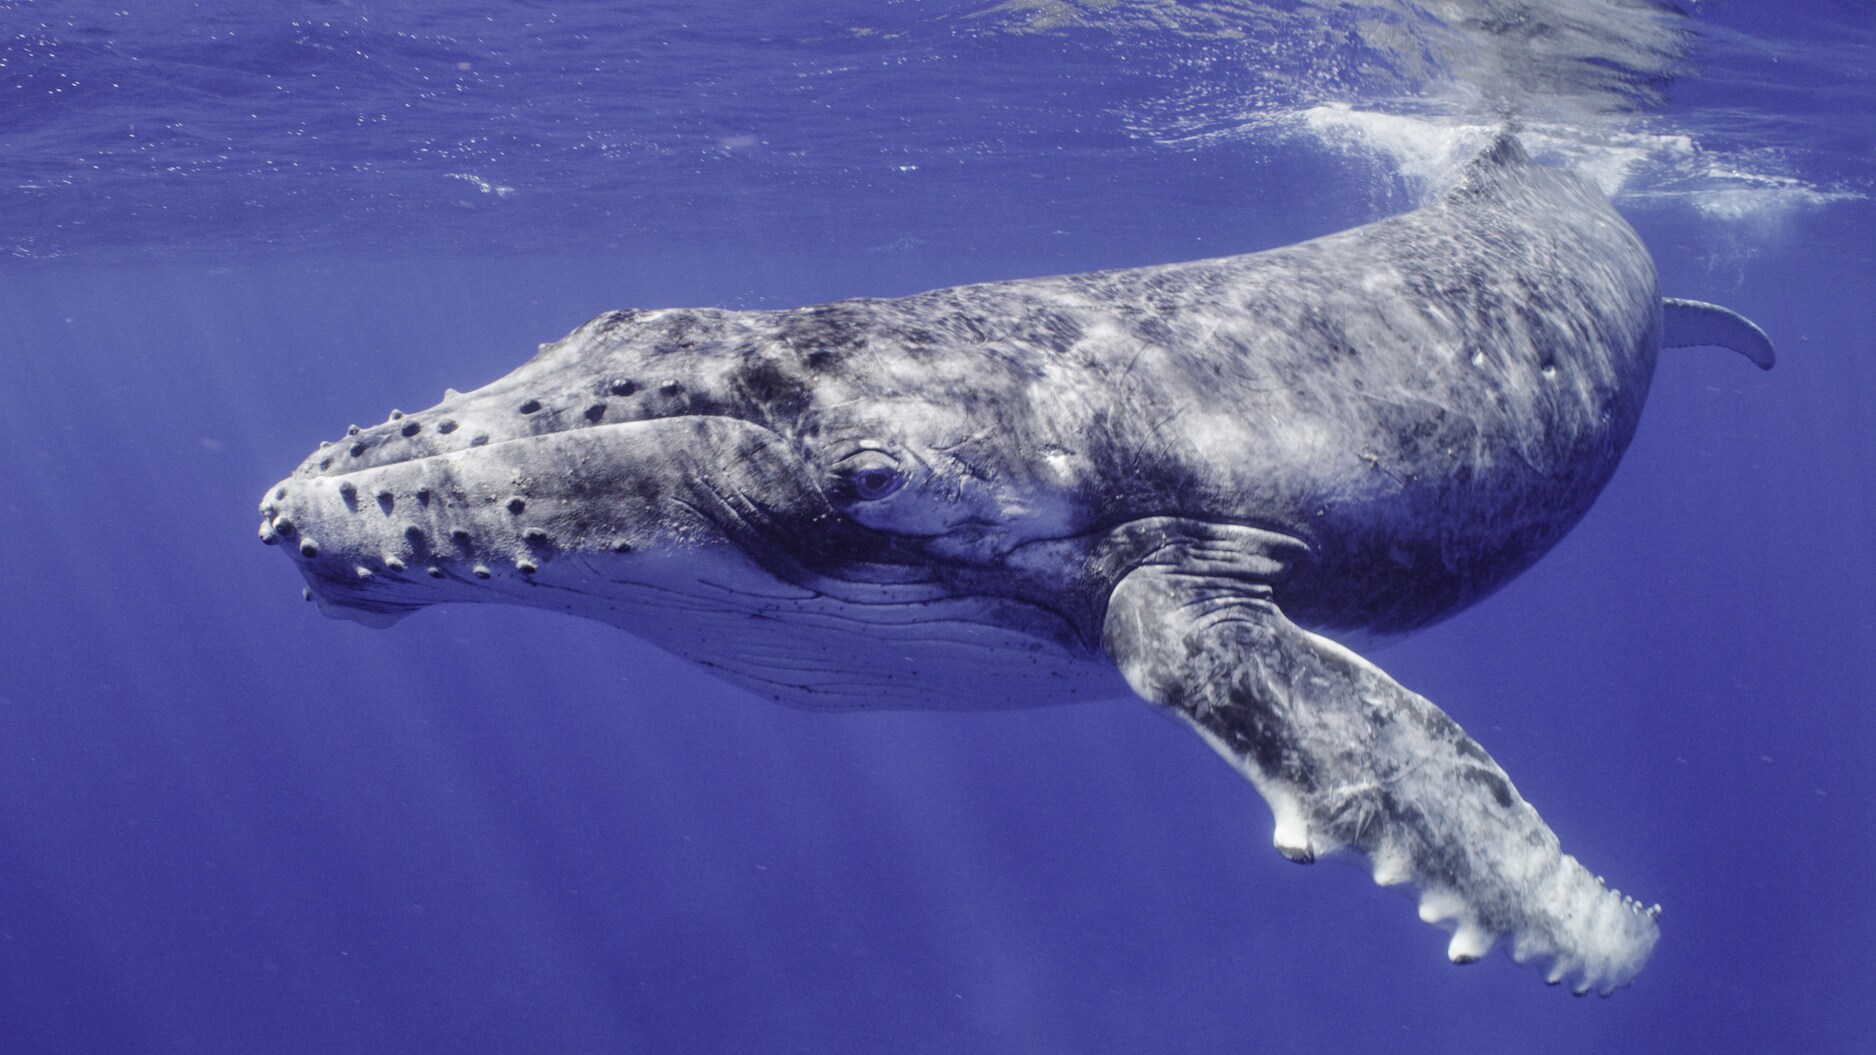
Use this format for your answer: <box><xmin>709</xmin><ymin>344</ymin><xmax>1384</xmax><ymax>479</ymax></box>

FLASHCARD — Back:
<box><xmin>258</xmin><ymin>302</ymin><xmax>1128</xmax><ymax>710</ymax></box>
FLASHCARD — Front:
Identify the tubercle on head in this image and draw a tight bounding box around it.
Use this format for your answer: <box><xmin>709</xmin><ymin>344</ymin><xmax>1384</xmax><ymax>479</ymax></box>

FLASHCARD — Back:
<box><xmin>293</xmin><ymin>355</ymin><xmax>671</xmax><ymax>482</ymax></box>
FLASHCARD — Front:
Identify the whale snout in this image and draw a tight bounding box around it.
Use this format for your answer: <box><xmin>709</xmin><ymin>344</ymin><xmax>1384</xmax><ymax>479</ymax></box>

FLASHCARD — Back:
<box><xmin>257</xmin><ymin>415</ymin><xmax>839</xmax><ymax>627</ymax></box>
<box><xmin>257</xmin><ymin>458</ymin><xmax>583</xmax><ymax>629</ymax></box>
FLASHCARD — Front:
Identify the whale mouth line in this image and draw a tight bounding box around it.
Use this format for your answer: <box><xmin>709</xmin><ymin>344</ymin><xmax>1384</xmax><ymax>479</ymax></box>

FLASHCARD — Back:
<box><xmin>311</xmin><ymin>413</ymin><xmax>739</xmax><ymax>480</ymax></box>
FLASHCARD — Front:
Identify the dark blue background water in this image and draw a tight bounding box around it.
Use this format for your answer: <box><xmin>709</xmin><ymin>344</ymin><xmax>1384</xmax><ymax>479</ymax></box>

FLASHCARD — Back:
<box><xmin>2</xmin><ymin>2</ymin><xmax>1871</xmax><ymax>1052</ymax></box>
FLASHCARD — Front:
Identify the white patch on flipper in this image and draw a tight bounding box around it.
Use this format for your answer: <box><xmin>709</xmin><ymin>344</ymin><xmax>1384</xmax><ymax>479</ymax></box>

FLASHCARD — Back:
<box><xmin>1509</xmin><ymin>853</ymin><xmax>1661</xmax><ymax>995</ymax></box>
<box><xmin>1172</xmin><ymin>625</ymin><xmax>1660</xmax><ymax>994</ymax></box>
<box><xmin>1417</xmin><ymin>890</ymin><xmax>1463</xmax><ymax>926</ymax></box>
<box><xmin>1447</xmin><ymin>923</ymin><xmax>1495</xmax><ymax>965</ymax></box>
<box><xmin>1175</xmin><ymin>715</ymin><xmax>1326</xmax><ymax>867</ymax></box>
<box><xmin>1271</xmin><ymin>807</ymin><xmax>1314</xmax><ymax>863</ymax></box>
<box><xmin>1370</xmin><ymin>851</ymin><xmax>1410</xmax><ymax>887</ymax></box>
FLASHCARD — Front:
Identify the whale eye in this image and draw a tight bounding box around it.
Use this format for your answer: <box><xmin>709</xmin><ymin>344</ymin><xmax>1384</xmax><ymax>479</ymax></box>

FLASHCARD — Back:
<box><xmin>832</xmin><ymin>452</ymin><xmax>906</xmax><ymax>502</ymax></box>
<box><xmin>851</xmin><ymin>466</ymin><xmax>903</xmax><ymax>500</ymax></box>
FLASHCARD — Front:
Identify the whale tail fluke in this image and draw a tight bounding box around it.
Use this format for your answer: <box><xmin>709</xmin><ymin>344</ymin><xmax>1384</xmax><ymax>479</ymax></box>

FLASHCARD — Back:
<box><xmin>1663</xmin><ymin>298</ymin><xmax>1775</xmax><ymax>370</ymax></box>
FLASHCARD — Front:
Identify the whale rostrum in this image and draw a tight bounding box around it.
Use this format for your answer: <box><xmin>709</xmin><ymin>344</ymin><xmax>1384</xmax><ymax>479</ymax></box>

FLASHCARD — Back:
<box><xmin>258</xmin><ymin>137</ymin><xmax>1772</xmax><ymax>995</ymax></box>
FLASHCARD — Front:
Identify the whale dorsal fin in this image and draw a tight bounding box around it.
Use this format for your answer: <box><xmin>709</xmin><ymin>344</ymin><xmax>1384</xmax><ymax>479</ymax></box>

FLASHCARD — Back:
<box><xmin>1442</xmin><ymin>132</ymin><xmax>1535</xmax><ymax>202</ymax></box>
<box><xmin>1663</xmin><ymin>298</ymin><xmax>1775</xmax><ymax>370</ymax></box>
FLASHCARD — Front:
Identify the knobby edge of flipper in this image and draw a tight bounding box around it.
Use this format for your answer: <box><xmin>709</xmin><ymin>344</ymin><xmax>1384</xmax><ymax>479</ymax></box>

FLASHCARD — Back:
<box><xmin>1663</xmin><ymin>298</ymin><xmax>1775</xmax><ymax>369</ymax></box>
<box><xmin>1095</xmin><ymin>519</ymin><xmax>1662</xmax><ymax>995</ymax></box>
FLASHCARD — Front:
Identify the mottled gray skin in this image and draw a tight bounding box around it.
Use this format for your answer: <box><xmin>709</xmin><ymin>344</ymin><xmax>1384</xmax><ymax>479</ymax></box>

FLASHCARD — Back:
<box><xmin>259</xmin><ymin>138</ymin><xmax>1760</xmax><ymax>994</ymax></box>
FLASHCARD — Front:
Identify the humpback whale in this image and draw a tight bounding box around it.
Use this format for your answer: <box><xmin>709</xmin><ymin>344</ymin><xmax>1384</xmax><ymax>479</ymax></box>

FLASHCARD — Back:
<box><xmin>257</xmin><ymin>137</ymin><xmax>1771</xmax><ymax>995</ymax></box>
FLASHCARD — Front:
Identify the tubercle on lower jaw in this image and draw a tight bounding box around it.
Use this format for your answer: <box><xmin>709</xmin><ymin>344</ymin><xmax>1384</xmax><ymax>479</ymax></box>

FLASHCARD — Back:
<box><xmin>257</xmin><ymin>478</ymin><xmax>637</xmax><ymax>595</ymax></box>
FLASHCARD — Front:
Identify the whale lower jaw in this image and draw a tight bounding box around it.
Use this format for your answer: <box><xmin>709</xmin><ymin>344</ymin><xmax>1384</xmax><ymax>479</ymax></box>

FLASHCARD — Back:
<box><xmin>288</xmin><ymin>533</ymin><xmax>1126</xmax><ymax>712</ymax></box>
<box><xmin>260</xmin><ymin>422</ymin><xmax>1123</xmax><ymax>713</ymax></box>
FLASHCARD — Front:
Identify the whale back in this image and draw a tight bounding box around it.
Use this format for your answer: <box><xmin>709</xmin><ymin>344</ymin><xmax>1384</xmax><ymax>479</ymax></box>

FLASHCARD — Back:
<box><xmin>1056</xmin><ymin>137</ymin><xmax>1667</xmax><ymax>635</ymax></box>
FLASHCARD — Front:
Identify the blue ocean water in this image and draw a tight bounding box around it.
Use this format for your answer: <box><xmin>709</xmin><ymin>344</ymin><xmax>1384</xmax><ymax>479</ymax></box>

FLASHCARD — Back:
<box><xmin>1</xmin><ymin>1</ymin><xmax>1871</xmax><ymax>1051</ymax></box>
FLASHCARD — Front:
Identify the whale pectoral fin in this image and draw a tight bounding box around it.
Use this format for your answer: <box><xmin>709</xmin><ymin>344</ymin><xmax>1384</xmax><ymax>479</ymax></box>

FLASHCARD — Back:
<box><xmin>1099</xmin><ymin>526</ymin><xmax>1660</xmax><ymax>994</ymax></box>
<box><xmin>1663</xmin><ymin>297</ymin><xmax>1775</xmax><ymax>369</ymax></box>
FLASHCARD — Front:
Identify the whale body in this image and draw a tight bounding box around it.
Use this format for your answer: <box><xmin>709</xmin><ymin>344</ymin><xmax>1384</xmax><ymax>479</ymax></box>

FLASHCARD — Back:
<box><xmin>258</xmin><ymin>137</ymin><xmax>1771</xmax><ymax>994</ymax></box>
